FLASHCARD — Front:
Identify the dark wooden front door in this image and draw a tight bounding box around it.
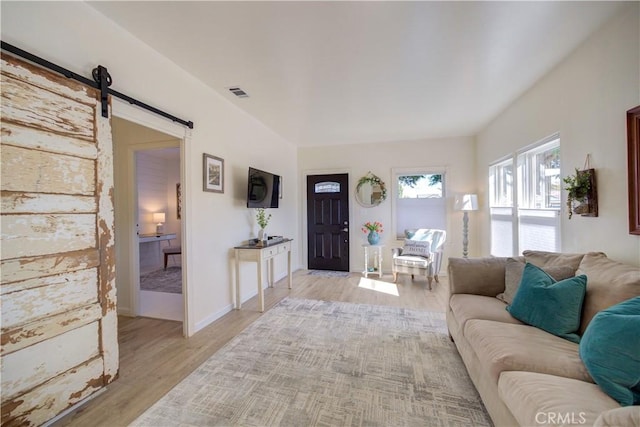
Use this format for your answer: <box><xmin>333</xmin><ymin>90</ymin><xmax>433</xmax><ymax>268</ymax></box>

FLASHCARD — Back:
<box><xmin>307</xmin><ymin>174</ymin><xmax>350</xmax><ymax>271</ymax></box>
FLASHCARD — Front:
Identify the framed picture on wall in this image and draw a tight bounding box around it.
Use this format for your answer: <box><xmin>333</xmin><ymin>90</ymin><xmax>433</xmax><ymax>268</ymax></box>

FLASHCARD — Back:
<box><xmin>203</xmin><ymin>153</ymin><xmax>224</xmax><ymax>193</ymax></box>
<box><xmin>176</xmin><ymin>183</ymin><xmax>182</xmax><ymax>219</ymax></box>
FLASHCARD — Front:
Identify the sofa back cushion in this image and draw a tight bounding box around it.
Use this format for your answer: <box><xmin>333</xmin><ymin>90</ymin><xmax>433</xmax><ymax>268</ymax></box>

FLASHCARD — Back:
<box><xmin>448</xmin><ymin>257</ymin><xmax>511</xmax><ymax>296</ymax></box>
<box><xmin>523</xmin><ymin>250</ymin><xmax>586</xmax><ymax>270</ymax></box>
<box><xmin>577</xmin><ymin>252</ymin><xmax>640</xmax><ymax>334</ymax></box>
<box><xmin>497</xmin><ymin>258</ymin><xmax>576</xmax><ymax>304</ymax></box>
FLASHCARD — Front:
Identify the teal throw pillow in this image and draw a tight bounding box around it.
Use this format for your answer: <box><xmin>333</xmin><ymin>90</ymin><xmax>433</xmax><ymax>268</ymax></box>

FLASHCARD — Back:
<box><xmin>579</xmin><ymin>296</ymin><xmax>640</xmax><ymax>406</ymax></box>
<box><xmin>506</xmin><ymin>263</ymin><xmax>587</xmax><ymax>343</ymax></box>
<box><xmin>404</xmin><ymin>229</ymin><xmax>417</xmax><ymax>239</ymax></box>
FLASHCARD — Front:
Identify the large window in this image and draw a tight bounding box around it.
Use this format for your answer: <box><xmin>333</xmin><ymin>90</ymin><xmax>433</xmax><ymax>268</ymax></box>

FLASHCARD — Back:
<box><xmin>489</xmin><ymin>136</ymin><xmax>561</xmax><ymax>256</ymax></box>
<box><xmin>393</xmin><ymin>170</ymin><xmax>446</xmax><ymax>238</ymax></box>
<box><xmin>489</xmin><ymin>159</ymin><xmax>515</xmax><ymax>256</ymax></box>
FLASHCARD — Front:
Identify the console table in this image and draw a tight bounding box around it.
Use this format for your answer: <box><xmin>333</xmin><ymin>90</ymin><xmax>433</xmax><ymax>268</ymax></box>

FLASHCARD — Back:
<box><xmin>139</xmin><ymin>233</ymin><xmax>178</xmax><ymax>270</ymax></box>
<box><xmin>139</xmin><ymin>233</ymin><xmax>177</xmax><ymax>243</ymax></box>
<box><xmin>234</xmin><ymin>238</ymin><xmax>292</xmax><ymax>312</ymax></box>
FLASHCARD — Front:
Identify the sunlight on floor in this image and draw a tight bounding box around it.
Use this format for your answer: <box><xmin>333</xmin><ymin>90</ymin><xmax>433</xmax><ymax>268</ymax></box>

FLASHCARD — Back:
<box><xmin>357</xmin><ymin>277</ymin><xmax>400</xmax><ymax>296</ymax></box>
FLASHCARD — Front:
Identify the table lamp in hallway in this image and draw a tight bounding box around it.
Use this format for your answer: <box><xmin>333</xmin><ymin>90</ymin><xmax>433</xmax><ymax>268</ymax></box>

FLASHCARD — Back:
<box><xmin>153</xmin><ymin>212</ymin><xmax>166</xmax><ymax>234</ymax></box>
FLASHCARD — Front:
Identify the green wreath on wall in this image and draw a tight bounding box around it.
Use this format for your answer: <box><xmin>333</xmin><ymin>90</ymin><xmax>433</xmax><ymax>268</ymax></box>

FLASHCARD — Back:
<box><xmin>356</xmin><ymin>172</ymin><xmax>387</xmax><ymax>206</ymax></box>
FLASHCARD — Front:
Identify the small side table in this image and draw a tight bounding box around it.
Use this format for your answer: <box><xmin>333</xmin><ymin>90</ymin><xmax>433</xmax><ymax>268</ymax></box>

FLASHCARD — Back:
<box><xmin>362</xmin><ymin>244</ymin><xmax>384</xmax><ymax>278</ymax></box>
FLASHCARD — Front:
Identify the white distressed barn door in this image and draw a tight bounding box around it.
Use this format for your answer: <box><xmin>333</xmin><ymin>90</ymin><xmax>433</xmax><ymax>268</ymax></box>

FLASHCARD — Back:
<box><xmin>0</xmin><ymin>53</ymin><xmax>118</xmax><ymax>426</ymax></box>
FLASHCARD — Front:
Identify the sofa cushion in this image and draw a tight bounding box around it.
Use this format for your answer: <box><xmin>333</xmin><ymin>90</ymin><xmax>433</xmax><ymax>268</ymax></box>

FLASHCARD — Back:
<box><xmin>464</xmin><ymin>319</ymin><xmax>592</xmax><ymax>383</ymax></box>
<box><xmin>580</xmin><ymin>296</ymin><xmax>640</xmax><ymax>406</ymax></box>
<box><xmin>522</xmin><ymin>250</ymin><xmax>587</xmax><ymax>270</ymax></box>
<box><xmin>507</xmin><ymin>263</ymin><xmax>587</xmax><ymax>343</ymax></box>
<box><xmin>576</xmin><ymin>252</ymin><xmax>640</xmax><ymax>334</ymax></box>
<box><xmin>594</xmin><ymin>406</ymin><xmax>640</xmax><ymax>427</ymax></box>
<box><xmin>401</xmin><ymin>239</ymin><xmax>431</xmax><ymax>257</ymax></box>
<box><xmin>497</xmin><ymin>258</ymin><xmax>576</xmax><ymax>304</ymax></box>
<box><xmin>498</xmin><ymin>371</ymin><xmax>620</xmax><ymax>427</ymax></box>
<box><xmin>449</xmin><ymin>294</ymin><xmax>522</xmax><ymax>337</ymax></box>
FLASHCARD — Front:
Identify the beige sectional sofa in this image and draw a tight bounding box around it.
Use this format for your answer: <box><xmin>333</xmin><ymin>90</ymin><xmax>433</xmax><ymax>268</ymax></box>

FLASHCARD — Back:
<box><xmin>447</xmin><ymin>251</ymin><xmax>640</xmax><ymax>427</ymax></box>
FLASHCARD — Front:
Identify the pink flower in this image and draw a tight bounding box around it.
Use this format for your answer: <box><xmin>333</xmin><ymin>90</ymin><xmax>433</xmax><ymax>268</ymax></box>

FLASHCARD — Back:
<box><xmin>362</xmin><ymin>221</ymin><xmax>383</xmax><ymax>233</ymax></box>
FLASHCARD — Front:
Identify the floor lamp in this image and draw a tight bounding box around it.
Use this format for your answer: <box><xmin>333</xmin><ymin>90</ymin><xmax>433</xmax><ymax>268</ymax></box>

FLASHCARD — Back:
<box><xmin>455</xmin><ymin>194</ymin><xmax>478</xmax><ymax>258</ymax></box>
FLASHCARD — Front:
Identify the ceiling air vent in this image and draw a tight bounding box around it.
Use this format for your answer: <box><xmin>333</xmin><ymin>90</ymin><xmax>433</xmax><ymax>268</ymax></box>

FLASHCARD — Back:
<box><xmin>228</xmin><ymin>87</ymin><xmax>249</xmax><ymax>98</ymax></box>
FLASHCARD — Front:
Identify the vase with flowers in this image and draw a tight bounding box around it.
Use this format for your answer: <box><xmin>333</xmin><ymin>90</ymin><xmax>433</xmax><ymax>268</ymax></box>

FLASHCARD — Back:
<box><xmin>256</xmin><ymin>208</ymin><xmax>272</xmax><ymax>242</ymax></box>
<box><xmin>362</xmin><ymin>221</ymin><xmax>383</xmax><ymax>245</ymax></box>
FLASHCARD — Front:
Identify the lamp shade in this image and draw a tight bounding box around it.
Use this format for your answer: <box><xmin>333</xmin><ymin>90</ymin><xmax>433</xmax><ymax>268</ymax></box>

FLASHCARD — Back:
<box><xmin>455</xmin><ymin>194</ymin><xmax>478</xmax><ymax>211</ymax></box>
<box><xmin>153</xmin><ymin>212</ymin><xmax>166</xmax><ymax>224</ymax></box>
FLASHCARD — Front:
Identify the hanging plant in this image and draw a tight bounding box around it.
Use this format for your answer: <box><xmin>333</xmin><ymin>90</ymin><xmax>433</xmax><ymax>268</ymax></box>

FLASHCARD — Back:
<box><xmin>356</xmin><ymin>172</ymin><xmax>387</xmax><ymax>202</ymax></box>
<box><xmin>563</xmin><ymin>168</ymin><xmax>591</xmax><ymax>219</ymax></box>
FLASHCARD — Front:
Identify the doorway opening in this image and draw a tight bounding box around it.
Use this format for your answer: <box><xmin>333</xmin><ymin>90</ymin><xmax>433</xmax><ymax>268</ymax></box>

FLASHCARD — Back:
<box><xmin>136</xmin><ymin>147</ymin><xmax>182</xmax><ymax>320</ymax></box>
<box><xmin>112</xmin><ymin>117</ymin><xmax>184</xmax><ymax>323</ymax></box>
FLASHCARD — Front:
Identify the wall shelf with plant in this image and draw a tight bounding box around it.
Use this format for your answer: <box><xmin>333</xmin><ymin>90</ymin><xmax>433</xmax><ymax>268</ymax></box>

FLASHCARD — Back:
<box><xmin>563</xmin><ymin>167</ymin><xmax>598</xmax><ymax>219</ymax></box>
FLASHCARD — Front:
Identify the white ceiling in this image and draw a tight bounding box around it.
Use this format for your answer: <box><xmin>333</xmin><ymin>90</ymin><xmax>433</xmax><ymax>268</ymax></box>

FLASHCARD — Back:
<box><xmin>89</xmin><ymin>1</ymin><xmax>624</xmax><ymax>147</ymax></box>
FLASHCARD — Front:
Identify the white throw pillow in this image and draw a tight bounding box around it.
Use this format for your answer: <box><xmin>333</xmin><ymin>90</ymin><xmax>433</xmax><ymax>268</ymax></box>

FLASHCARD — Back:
<box><xmin>402</xmin><ymin>239</ymin><xmax>431</xmax><ymax>257</ymax></box>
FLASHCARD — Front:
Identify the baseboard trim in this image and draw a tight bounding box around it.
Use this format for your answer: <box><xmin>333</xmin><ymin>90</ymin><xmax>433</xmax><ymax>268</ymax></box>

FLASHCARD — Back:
<box><xmin>193</xmin><ymin>270</ymin><xmax>293</xmax><ymax>333</ymax></box>
<box><xmin>194</xmin><ymin>303</ymin><xmax>233</xmax><ymax>333</ymax></box>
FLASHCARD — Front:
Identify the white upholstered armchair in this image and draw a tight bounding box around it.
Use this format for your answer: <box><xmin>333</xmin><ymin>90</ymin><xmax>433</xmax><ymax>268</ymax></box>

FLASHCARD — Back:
<box><xmin>391</xmin><ymin>229</ymin><xmax>446</xmax><ymax>290</ymax></box>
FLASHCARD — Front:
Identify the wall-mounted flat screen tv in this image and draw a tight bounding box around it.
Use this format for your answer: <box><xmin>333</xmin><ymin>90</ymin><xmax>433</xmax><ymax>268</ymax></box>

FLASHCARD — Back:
<box><xmin>247</xmin><ymin>167</ymin><xmax>280</xmax><ymax>208</ymax></box>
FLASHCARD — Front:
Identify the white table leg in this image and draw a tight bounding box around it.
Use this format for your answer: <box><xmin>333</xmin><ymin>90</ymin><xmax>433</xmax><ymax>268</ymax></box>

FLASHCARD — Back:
<box><xmin>234</xmin><ymin>250</ymin><xmax>241</xmax><ymax>309</ymax></box>
<box><xmin>287</xmin><ymin>248</ymin><xmax>292</xmax><ymax>289</ymax></box>
<box><xmin>257</xmin><ymin>259</ymin><xmax>264</xmax><ymax>313</ymax></box>
<box><xmin>363</xmin><ymin>246</ymin><xmax>369</xmax><ymax>278</ymax></box>
<box><xmin>269</xmin><ymin>257</ymin><xmax>275</xmax><ymax>287</ymax></box>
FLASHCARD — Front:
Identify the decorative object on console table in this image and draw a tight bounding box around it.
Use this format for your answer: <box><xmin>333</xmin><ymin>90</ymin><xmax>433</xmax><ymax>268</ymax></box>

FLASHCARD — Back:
<box><xmin>256</xmin><ymin>208</ymin><xmax>272</xmax><ymax>245</ymax></box>
<box><xmin>203</xmin><ymin>153</ymin><xmax>224</xmax><ymax>193</ymax></box>
<box><xmin>454</xmin><ymin>194</ymin><xmax>478</xmax><ymax>258</ymax></box>
<box><xmin>563</xmin><ymin>161</ymin><xmax>598</xmax><ymax>219</ymax></box>
<box><xmin>627</xmin><ymin>105</ymin><xmax>640</xmax><ymax>235</ymax></box>
<box><xmin>362</xmin><ymin>221</ymin><xmax>383</xmax><ymax>245</ymax></box>
<box><xmin>153</xmin><ymin>212</ymin><xmax>165</xmax><ymax>234</ymax></box>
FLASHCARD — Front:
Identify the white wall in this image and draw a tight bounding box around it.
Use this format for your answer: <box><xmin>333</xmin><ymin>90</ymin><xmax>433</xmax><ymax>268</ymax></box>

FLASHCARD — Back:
<box><xmin>137</xmin><ymin>151</ymin><xmax>170</xmax><ymax>235</ymax></box>
<box><xmin>1</xmin><ymin>2</ymin><xmax>300</xmax><ymax>334</ymax></box>
<box><xmin>298</xmin><ymin>136</ymin><xmax>477</xmax><ymax>274</ymax></box>
<box><xmin>476</xmin><ymin>4</ymin><xmax>640</xmax><ymax>266</ymax></box>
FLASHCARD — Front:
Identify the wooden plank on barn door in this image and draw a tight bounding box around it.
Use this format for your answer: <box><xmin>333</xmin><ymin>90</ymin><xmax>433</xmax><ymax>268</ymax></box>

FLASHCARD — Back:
<box><xmin>0</xmin><ymin>52</ymin><xmax>118</xmax><ymax>427</ymax></box>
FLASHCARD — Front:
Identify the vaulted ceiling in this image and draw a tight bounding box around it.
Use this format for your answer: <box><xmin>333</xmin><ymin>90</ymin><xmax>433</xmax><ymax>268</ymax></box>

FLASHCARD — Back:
<box><xmin>89</xmin><ymin>1</ymin><xmax>625</xmax><ymax>147</ymax></box>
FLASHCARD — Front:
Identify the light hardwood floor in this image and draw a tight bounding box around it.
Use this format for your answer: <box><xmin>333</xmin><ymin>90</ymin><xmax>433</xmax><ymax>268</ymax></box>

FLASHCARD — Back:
<box><xmin>54</xmin><ymin>270</ymin><xmax>449</xmax><ymax>427</ymax></box>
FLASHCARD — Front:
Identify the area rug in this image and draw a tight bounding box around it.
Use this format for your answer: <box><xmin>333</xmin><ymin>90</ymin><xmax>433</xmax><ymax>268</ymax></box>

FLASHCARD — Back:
<box><xmin>139</xmin><ymin>266</ymin><xmax>182</xmax><ymax>294</ymax></box>
<box><xmin>131</xmin><ymin>297</ymin><xmax>491</xmax><ymax>426</ymax></box>
<box><xmin>308</xmin><ymin>270</ymin><xmax>351</xmax><ymax>278</ymax></box>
